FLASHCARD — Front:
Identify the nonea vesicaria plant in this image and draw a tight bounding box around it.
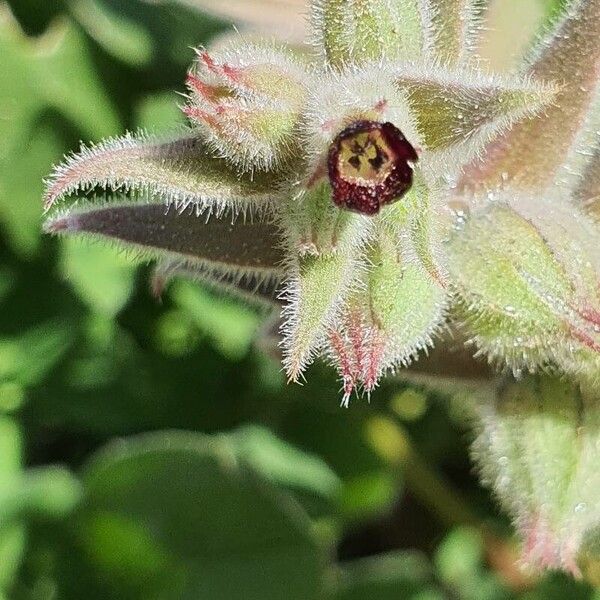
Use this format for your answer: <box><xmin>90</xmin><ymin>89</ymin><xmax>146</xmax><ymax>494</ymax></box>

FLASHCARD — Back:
<box><xmin>43</xmin><ymin>0</ymin><xmax>600</xmax><ymax>582</ymax></box>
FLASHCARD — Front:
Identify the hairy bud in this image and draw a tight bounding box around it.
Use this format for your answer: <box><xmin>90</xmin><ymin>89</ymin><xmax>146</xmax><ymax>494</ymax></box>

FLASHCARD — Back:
<box><xmin>447</xmin><ymin>195</ymin><xmax>600</xmax><ymax>380</ymax></box>
<box><xmin>473</xmin><ymin>376</ymin><xmax>600</xmax><ymax>582</ymax></box>
<box><xmin>184</xmin><ymin>44</ymin><xmax>307</xmax><ymax>172</ymax></box>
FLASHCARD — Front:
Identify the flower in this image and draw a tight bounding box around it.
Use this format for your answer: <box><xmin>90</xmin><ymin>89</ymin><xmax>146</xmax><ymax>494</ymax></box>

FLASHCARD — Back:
<box><xmin>43</xmin><ymin>0</ymin><xmax>600</xmax><ymax>410</ymax></box>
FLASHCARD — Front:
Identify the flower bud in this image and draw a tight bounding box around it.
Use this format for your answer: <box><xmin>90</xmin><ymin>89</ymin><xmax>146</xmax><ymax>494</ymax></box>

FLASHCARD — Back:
<box><xmin>184</xmin><ymin>44</ymin><xmax>307</xmax><ymax>172</ymax></box>
<box><xmin>473</xmin><ymin>376</ymin><xmax>600</xmax><ymax>582</ymax></box>
<box><xmin>447</xmin><ymin>194</ymin><xmax>600</xmax><ymax>379</ymax></box>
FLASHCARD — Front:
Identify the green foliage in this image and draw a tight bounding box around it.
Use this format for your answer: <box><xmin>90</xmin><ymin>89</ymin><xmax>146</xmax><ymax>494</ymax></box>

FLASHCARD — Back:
<box><xmin>1</xmin><ymin>1</ymin><xmax>598</xmax><ymax>598</ymax></box>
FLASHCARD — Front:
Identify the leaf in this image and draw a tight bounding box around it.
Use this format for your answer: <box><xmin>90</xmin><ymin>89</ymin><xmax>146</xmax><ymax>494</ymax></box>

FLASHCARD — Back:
<box><xmin>282</xmin><ymin>249</ymin><xmax>361</xmax><ymax>381</ymax></box>
<box><xmin>74</xmin><ymin>431</ymin><xmax>327</xmax><ymax>600</ymax></box>
<box><xmin>68</xmin><ymin>0</ymin><xmax>231</xmax><ymax>73</ymax></box>
<box><xmin>458</xmin><ymin>0</ymin><xmax>600</xmax><ymax>193</ymax></box>
<box><xmin>334</xmin><ymin>551</ymin><xmax>441</xmax><ymax>600</ymax></box>
<box><xmin>421</xmin><ymin>0</ymin><xmax>487</xmax><ymax>64</ymax></box>
<box><xmin>0</xmin><ymin>321</ymin><xmax>71</xmax><ymax>388</ymax></box>
<box><xmin>228</xmin><ymin>425</ymin><xmax>342</xmax><ymax>500</ymax></box>
<box><xmin>47</xmin><ymin>203</ymin><xmax>284</xmax><ymax>282</ymax></box>
<box><xmin>396</xmin><ymin>65</ymin><xmax>557</xmax><ymax>153</ymax></box>
<box><xmin>68</xmin><ymin>0</ymin><xmax>154</xmax><ymax>67</ymax></box>
<box><xmin>311</xmin><ymin>0</ymin><xmax>425</xmax><ymax>68</ymax></box>
<box><xmin>59</xmin><ymin>237</ymin><xmax>137</xmax><ymax>317</ymax></box>
<box><xmin>44</xmin><ymin>133</ymin><xmax>285</xmax><ymax>215</ymax></box>
<box><xmin>0</xmin><ymin>5</ymin><xmax>120</xmax><ymax>254</ymax></box>
<box><xmin>280</xmin><ymin>184</ymin><xmax>368</xmax><ymax>380</ymax></box>
<box><xmin>171</xmin><ymin>280</ymin><xmax>265</xmax><ymax>360</ymax></box>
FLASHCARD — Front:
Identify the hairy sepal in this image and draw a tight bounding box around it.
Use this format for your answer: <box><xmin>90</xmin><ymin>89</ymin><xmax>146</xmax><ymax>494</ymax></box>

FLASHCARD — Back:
<box><xmin>310</xmin><ymin>0</ymin><xmax>424</xmax><ymax>68</ymax></box>
<box><xmin>327</xmin><ymin>226</ymin><xmax>447</xmax><ymax>405</ymax></box>
<box><xmin>459</xmin><ymin>0</ymin><xmax>600</xmax><ymax>193</ymax></box>
<box><xmin>45</xmin><ymin>203</ymin><xmax>284</xmax><ymax>281</ymax></box>
<box><xmin>473</xmin><ymin>376</ymin><xmax>600</xmax><ymax>579</ymax></box>
<box><xmin>448</xmin><ymin>195</ymin><xmax>600</xmax><ymax>378</ymax></box>
<box><xmin>151</xmin><ymin>260</ymin><xmax>282</xmax><ymax>309</ymax></box>
<box><xmin>44</xmin><ymin>132</ymin><xmax>283</xmax><ymax>217</ymax></box>
<box><xmin>420</xmin><ymin>0</ymin><xmax>487</xmax><ymax>65</ymax></box>
<box><xmin>280</xmin><ymin>183</ymin><xmax>369</xmax><ymax>381</ymax></box>
<box><xmin>395</xmin><ymin>64</ymin><xmax>557</xmax><ymax>156</ymax></box>
<box><xmin>185</xmin><ymin>44</ymin><xmax>307</xmax><ymax>172</ymax></box>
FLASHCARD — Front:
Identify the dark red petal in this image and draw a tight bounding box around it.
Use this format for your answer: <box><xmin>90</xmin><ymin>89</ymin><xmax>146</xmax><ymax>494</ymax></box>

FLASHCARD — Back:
<box><xmin>328</xmin><ymin>121</ymin><xmax>418</xmax><ymax>215</ymax></box>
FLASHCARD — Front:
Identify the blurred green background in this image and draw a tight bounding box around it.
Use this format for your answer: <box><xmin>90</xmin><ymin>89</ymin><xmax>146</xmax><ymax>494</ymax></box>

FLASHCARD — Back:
<box><xmin>0</xmin><ymin>0</ymin><xmax>596</xmax><ymax>598</ymax></box>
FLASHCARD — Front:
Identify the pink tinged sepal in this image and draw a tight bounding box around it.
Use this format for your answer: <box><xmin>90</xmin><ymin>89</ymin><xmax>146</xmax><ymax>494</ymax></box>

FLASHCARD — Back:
<box><xmin>458</xmin><ymin>0</ymin><xmax>600</xmax><ymax>193</ymax></box>
<box><xmin>473</xmin><ymin>376</ymin><xmax>600</xmax><ymax>583</ymax></box>
<box><xmin>184</xmin><ymin>45</ymin><xmax>307</xmax><ymax>172</ymax></box>
<box><xmin>44</xmin><ymin>203</ymin><xmax>283</xmax><ymax>279</ymax></box>
<box><xmin>279</xmin><ymin>183</ymin><xmax>370</xmax><ymax>382</ymax></box>
<box><xmin>326</xmin><ymin>227</ymin><xmax>447</xmax><ymax>406</ymax></box>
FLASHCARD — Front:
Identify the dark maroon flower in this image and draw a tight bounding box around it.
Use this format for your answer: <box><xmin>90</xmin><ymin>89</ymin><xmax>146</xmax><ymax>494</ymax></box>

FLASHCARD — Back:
<box><xmin>327</xmin><ymin>120</ymin><xmax>418</xmax><ymax>215</ymax></box>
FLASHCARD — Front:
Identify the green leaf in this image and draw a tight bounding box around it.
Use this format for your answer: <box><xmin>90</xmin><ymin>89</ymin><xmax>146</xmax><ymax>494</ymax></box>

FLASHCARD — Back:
<box><xmin>0</xmin><ymin>321</ymin><xmax>71</xmax><ymax>388</ymax></box>
<box><xmin>68</xmin><ymin>0</ymin><xmax>154</xmax><ymax>67</ymax></box>
<box><xmin>59</xmin><ymin>237</ymin><xmax>137</xmax><ymax>318</ymax></box>
<box><xmin>0</xmin><ymin>467</ymin><xmax>81</xmax><ymax>525</ymax></box>
<box><xmin>171</xmin><ymin>280</ymin><xmax>265</xmax><ymax>360</ymax></box>
<box><xmin>75</xmin><ymin>431</ymin><xmax>327</xmax><ymax>600</ymax></box>
<box><xmin>334</xmin><ymin>551</ymin><xmax>440</xmax><ymax>600</ymax></box>
<box><xmin>0</xmin><ymin>524</ymin><xmax>26</xmax><ymax>593</ymax></box>
<box><xmin>0</xmin><ymin>7</ymin><xmax>120</xmax><ymax>255</ymax></box>
<box><xmin>69</xmin><ymin>0</ymin><xmax>226</xmax><ymax>73</ymax></box>
<box><xmin>229</xmin><ymin>425</ymin><xmax>341</xmax><ymax>501</ymax></box>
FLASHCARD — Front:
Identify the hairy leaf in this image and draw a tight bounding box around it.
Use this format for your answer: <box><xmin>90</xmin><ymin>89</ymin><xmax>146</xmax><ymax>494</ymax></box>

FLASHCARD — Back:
<box><xmin>280</xmin><ymin>183</ymin><xmax>368</xmax><ymax>380</ymax></box>
<box><xmin>44</xmin><ymin>133</ymin><xmax>285</xmax><ymax>215</ymax></box>
<box><xmin>45</xmin><ymin>204</ymin><xmax>284</xmax><ymax>277</ymax></box>
<box><xmin>459</xmin><ymin>0</ymin><xmax>600</xmax><ymax>192</ymax></box>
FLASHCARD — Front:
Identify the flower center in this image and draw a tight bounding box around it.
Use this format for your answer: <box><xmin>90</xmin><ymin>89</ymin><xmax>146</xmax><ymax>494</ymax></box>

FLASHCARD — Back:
<box><xmin>328</xmin><ymin>120</ymin><xmax>418</xmax><ymax>215</ymax></box>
